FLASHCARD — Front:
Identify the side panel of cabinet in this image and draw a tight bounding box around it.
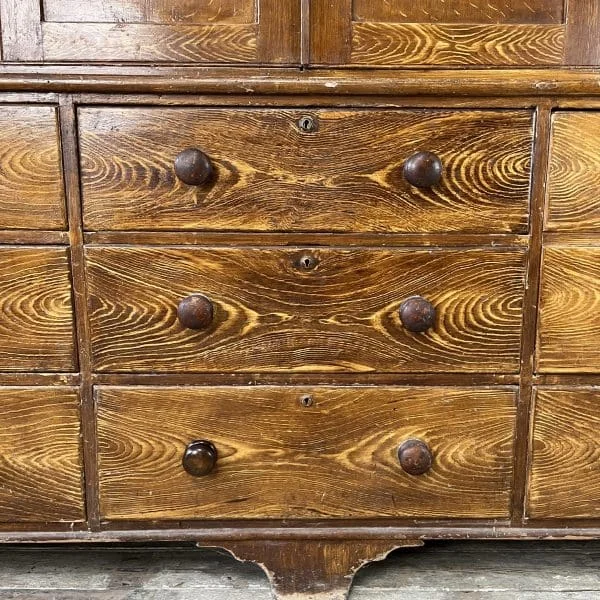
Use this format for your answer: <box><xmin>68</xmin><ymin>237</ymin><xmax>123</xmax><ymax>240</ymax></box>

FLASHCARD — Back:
<box><xmin>0</xmin><ymin>0</ymin><xmax>300</xmax><ymax>63</ymax></box>
<box><xmin>310</xmin><ymin>0</ymin><xmax>600</xmax><ymax>67</ymax></box>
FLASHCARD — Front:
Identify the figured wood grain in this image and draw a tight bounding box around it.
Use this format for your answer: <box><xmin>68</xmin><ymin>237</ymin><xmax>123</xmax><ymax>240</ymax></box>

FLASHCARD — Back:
<box><xmin>546</xmin><ymin>112</ymin><xmax>600</xmax><ymax>232</ymax></box>
<box><xmin>96</xmin><ymin>385</ymin><xmax>517</xmax><ymax>519</ymax></box>
<box><xmin>42</xmin><ymin>23</ymin><xmax>258</xmax><ymax>62</ymax></box>
<box><xmin>528</xmin><ymin>388</ymin><xmax>600</xmax><ymax>519</ymax></box>
<box><xmin>79</xmin><ymin>108</ymin><xmax>533</xmax><ymax>233</ymax></box>
<box><xmin>565</xmin><ymin>0</ymin><xmax>600</xmax><ymax>65</ymax></box>
<box><xmin>85</xmin><ymin>246</ymin><xmax>526</xmax><ymax>374</ymax></box>
<box><xmin>0</xmin><ymin>105</ymin><xmax>66</xmax><ymax>230</ymax></box>
<box><xmin>351</xmin><ymin>23</ymin><xmax>565</xmax><ymax>66</ymax></box>
<box><xmin>0</xmin><ymin>247</ymin><xmax>76</xmax><ymax>372</ymax></box>
<box><xmin>0</xmin><ymin>387</ymin><xmax>84</xmax><ymax>522</ymax></box>
<box><xmin>536</xmin><ymin>246</ymin><xmax>600</xmax><ymax>373</ymax></box>
<box><xmin>43</xmin><ymin>0</ymin><xmax>256</xmax><ymax>24</ymax></box>
<box><xmin>352</xmin><ymin>0</ymin><xmax>565</xmax><ymax>24</ymax></box>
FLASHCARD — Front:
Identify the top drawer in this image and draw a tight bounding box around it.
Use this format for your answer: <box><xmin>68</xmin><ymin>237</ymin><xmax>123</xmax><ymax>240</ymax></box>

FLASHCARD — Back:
<box><xmin>79</xmin><ymin>108</ymin><xmax>533</xmax><ymax>234</ymax></box>
<box><xmin>0</xmin><ymin>106</ymin><xmax>66</xmax><ymax>230</ymax></box>
<box><xmin>546</xmin><ymin>112</ymin><xmax>600</xmax><ymax>232</ymax></box>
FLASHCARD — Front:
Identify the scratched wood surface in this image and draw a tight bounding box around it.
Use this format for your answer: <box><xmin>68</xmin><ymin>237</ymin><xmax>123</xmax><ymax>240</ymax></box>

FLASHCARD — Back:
<box><xmin>96</xmin><ymin>385</ymin><xmax>516</xmax><ymax>520</ymax></box>
<box><xmin>528</xmin><ymin>387</ymin><xmax>600</xmax><ymax>519</ymax></box>
<box><xmin>79</xmin><ymin>108</ymin><xmax>533</xmax><ymax>233</ymax></box>
<box><xmin>85</xmin><ymin>246</ymin><xmax>526</xmax><ymax>374</ymax></box>
<box><xmin>546</xmin><ymin>112</ymin><xmax>600</xmax><ymax>232</ymax></box>
<box><xmin>0</xmin><ymin>248</ymin><xmax>75</xmax><ymax>372</ymax></box>
<box><xmin>0</xmin><ymin>105</ymin><xmax>66</xmax><ymax>230</ymax></box>
<box><xmin>536</xmin><ymin>246</ymin><xmax>600</xmax><ymax>373</ymax></box>
<box><xmin>0</xmin><ymin>387</ymin><xmax>84</xmax><ymax>522</ymax></box>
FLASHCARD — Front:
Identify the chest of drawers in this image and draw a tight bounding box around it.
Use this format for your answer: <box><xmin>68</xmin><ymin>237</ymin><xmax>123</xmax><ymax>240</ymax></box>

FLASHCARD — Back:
<box><xmin>1</xmin><ymin>2</ymin><xmax>600</xmax><ymax>599</ymax></box>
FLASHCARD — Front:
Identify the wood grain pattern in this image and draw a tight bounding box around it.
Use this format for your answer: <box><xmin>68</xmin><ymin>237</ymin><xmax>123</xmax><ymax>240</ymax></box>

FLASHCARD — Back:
<box><xmin>564</xmin><ymin>0</ymin><xmax>600</xmax><ymax>65</ymax></box>
<box><xmin>0</xmin><ymin>387</ymin><xmax>84</xmax><ymax>522</ymax></box>
<box><xmin>79</xmin><ymin>108</ymin><xmax>533</xmax><ymax>233</ymax></box>
<box><xmin>96</xmin><ymin>386</ymin><xmax>517</xmax><ymax>520</ymax></box>
<box><xmin>546</xmin><ymin>112</ymin><xmax>600</xmax><ymax>232</ymax></box>
<box><xmin>351</xmin><ymin>23</ymin><xmax>565</xmax><ymax>66</ymax></box>
<box><xmin>43</xmin><ymin>0</ymin><xmax>256</xmax><ymax>24</ymax></box>
<box><xmin>0</xmin><ymin>0</ymin><xmax>43</xmax><ymax>61</ymax></box>
<box><xmin>85</xmin><ymin>246</ymin><xmax>526</xmax><ymax>374</ymax></box>
<box><xmin>0</xmin><ymin>248</ymin><xmax>76</xmax><ymax>372</ymax></box>
<box><xmin>537</xmin><ymin>246</ymin><xmax>600</xmax><ymax>373</ymax></box>
<box><xmin>42</xmin><ymin>23</ymin><xmax>258</xmax><ymax>63</ymax></box>
<box><xmin>528</xmin><ymin>388</ymin><xmax>600</xmax><ymax>519</ymax></box>
<box><xmin>0</xmin><ymin>105</ymin><xmax>66</xmax><ymax>230</ymax></box>
<box><xmin>353</xmin><ymin>0</ymin><xmax>565</xmax><ymax>24</ymax></box>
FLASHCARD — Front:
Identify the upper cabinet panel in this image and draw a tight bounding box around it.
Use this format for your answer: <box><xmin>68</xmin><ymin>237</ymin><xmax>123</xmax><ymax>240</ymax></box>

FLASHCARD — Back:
<box><xmin>310</xmin><ymin>0</ymin><xmax>600</xmax><ymax>67</ymax></box>
<box><xmin>0</xmin><ymin>0</ymin><xmax>300</xmax><ymax>63</ymax></box>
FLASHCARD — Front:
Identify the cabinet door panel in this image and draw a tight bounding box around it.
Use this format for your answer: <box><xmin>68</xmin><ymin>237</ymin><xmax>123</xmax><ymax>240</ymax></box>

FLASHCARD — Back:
<box><xmin>311</xmin><ymin>0</ymin><xmax>600</xmax><ymax>67</ymax></box>
<box><xmin>1</xmin><ymin>0</ymin><xmax>300</xmax><ymax>63</ymax></box>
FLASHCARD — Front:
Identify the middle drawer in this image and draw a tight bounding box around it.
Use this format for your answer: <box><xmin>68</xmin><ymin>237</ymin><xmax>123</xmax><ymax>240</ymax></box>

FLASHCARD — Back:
<box><xmin>86</xmin><ymin>246</ymin><xmax>526</xmax><ymax>373</ymax></box>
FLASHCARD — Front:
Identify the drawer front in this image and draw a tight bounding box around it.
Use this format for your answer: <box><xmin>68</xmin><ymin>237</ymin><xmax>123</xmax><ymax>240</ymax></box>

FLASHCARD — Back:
<box><xmin>0</xmin><ymin>106</ymin><xmax>66</xmax><ymax>230</ymax></box>
<box><xmin>0</xmin><ymin>248</ymin><xmax>76</xmax><ymax>372</ymax></box>
<box><xmin>0</xmin><ymin>387</ymin><xmax>84</xmax><ymax>522</ymax></box>
<box><xmin>97</xmin><ymin>386</ymin><xmax>517</xmax><ymax>520</ymax></box>
<box><xmin>537</xmin><ymin>246</ymin><xmax>600</xmax><ymax>373</ymax></box>
<box><xmin>546</xmin><ymin>112</ymin><xmax>600</xmax><ymax>232</ymax></box>
<box><xmin>80</xmin><ymin>108</ymin><xmax>533</xmax><ymax>234</ymax></box>
<box><xmin>528</xmin><ymin>388</ymin><xmax>600</xmax><ymax>519</ymax></box>
<box><xmin>86</xmin><ymin>246</ymin><xmax>526</xmax><ymax>374</ymax></box>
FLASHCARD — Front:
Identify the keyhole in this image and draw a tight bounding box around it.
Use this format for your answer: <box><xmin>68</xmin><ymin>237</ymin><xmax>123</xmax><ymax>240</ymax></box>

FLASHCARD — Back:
<box><xmin>296</xmin><ymin>254</ymin><xmax>318</xmax><ymax>270</ymax></box>
<box><xmin>298</xmin><ymin>115</ymin><xmax>317</xmax><ymax>133</ymax></box>
<box><xmin>300</xmin><ymin>394</ymin><xmax>314</xmax><ymax>408</ymax></box>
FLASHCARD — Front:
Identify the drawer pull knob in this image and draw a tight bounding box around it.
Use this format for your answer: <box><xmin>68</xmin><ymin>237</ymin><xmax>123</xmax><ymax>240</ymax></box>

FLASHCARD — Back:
<box><xmin>403</xmin><ymin>152</ymin><xmax>443</xmax><ymax>188</ymax></box>
<box><xmin>399</xmin><ymin>296</ymin><xmax>436</xmax><ymax>333</ymax></box>
<box><xmin>182</xmin><ymin>440</ymin><xmax>218</xmax><ymax>477</ymax></box>
<box><xmin>177</xmin><ymin>294</ymin><xmax>214</xmax><ymax>330</ymax></box>
<box><xmin>398</xmin><ymin>439</ymin><xmax>433</xmax><ymax>476</ymax></box>
<box><xmin>174</xmin><ymin>148</ymin><xmax>213</xmax><ymax>186</ymax></box>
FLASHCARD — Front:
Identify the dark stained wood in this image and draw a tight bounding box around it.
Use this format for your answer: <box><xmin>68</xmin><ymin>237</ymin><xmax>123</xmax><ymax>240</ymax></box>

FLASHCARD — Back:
<box><xmin>79</xmin><ymin>108</ymin><xmax>533</xmax><ymax>234</ymax></box>
<box><xmin>309</xmin><ymin>0</ymin><xmax>351</xmax><ymax>64</ymax></box>
<box><xmin>546</xmin><ymin>112</ymin><xmax>600</xmax><ymax>232</ymax></box>
<box><xmin>182</xmin><ymin>440</ymin><xmax>219</xmax><ymax>477</ymax></box>
<box><xmin>0</xmin><ymin>387</ymin><xmax>84</xmax><ymax>522</ymax></box>
<box><xmin>210</xmin><ymin>539</ymin><xmax>423</xmax><ymax>599</ymax></box>
<box><xmin>177</xmin><ymin>294</ymin><xmax>214</xmax><ymax>330</ymax></box>
<box><xmin>403</xmin><ymin>151</ymin><xmax>443</xmax><ymax>189</ymax></box>
<box><xmin>0</xmin><ymin>105</ymin><xmax>66</xmax><ymax>230</ymax></box>
<box><xmin>536</xmin><ymin>246</ymin><xmax>600</xmax><ymax>373</ymax></box>
<box><xmin>257</xmin><ymin>0</ymin><xmax>301</xmax><ymax>64</ymax></box>
<box><xmin>96</xmin><ymin>386</ymin><xmax>517</xmax><ymax>520</ymax></box>
<box><xmin>0</xmin><ymin>247</ymin><xmax>75</xmax><ymax>372</ymax></box>
<box><xmin>398</xmin><ymin>296</ymin><xmax>436</xmax><ymax>333</ymax></box>
<box><xmin>528</xmin><ymin>387</ymin><xmax>600</xmax><ymax>519</ymax></box>
<box><xmin>564</xmin><ymin>0</ymin><xmax>600</xmax><ymax>66</ymax></box>
<box><xmin>173</xmin><ymin>148</ymin><xmax>214</xmax><ymax>186</ymax></box>
<box><xmin>397</xmin><ymin>439</ymin><xmax>433</xmax><ymax>476</ymax></box>
<box><xmin>85</xmin><ymin>246</ymin><xmax>526</xmax><ymax>374</ymax></box>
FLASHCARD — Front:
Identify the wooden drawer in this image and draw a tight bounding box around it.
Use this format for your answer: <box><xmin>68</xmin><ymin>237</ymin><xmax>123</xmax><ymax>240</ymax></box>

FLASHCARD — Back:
<box><xmin>537</xmin><ymin>246</ymin><xmax>600</xmax><ymax>373</ymax></box>
<box><xmin>528</xmin><ymin>387</ymin><xmax>600</xmax><ymax>519</ymax></box>
<box><xmin>0</xmin><ymin>387</ymin><xmax>84</xmax><ymax>522</ymax></box>
<box><xmin>546</xmin><ymin>112</ymin><xmax>600</xmax><ymax>232</ymax></box>
<box><xmin>86</xmin><ymin>246</ymin><xmax>526</xmax><ymax>374</ymax></box>
<box><xmin>0</xmin><ymin>248</ymin><xmax>76</xmax><ymax>372</ymax></box>
<box><xmin>79</xmin><ymin>108</ymin><xmax>533</xmax><ymax>234</ymax></box>
<box><xmin>0</xmin><ymin>106</ymin><xmax>66</xmax><ymax>230</ymax></box>
<box><xmin>97</xmin><ymin>385</ymin><xmax>517</xmax><ymax>520</ymax></box>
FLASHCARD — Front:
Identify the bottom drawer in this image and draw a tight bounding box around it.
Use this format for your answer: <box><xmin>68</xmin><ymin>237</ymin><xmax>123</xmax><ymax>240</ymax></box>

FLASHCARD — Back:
<box><xmin>96</xmin><ymin>386</ymin><xmax>517</xmax><ymax>521</ymax></box>
<box><xmin>0</xmin><ymin>387</ymin><xmax>84</xmax><ymax>522</ymax></box>
<box><xmin>528</xmin><ymin>387</ymin><xmax>600</xmax><ymax>519</ymax></box>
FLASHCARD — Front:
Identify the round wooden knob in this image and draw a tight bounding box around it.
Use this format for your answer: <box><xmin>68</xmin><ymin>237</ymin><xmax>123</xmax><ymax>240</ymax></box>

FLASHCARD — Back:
<box><xmin>403</xmin><ymin>152</ymin><xmax>443</xmax><ymax>188</ymax></box>
<box><xmin>174</xmin><ymin>148</ymin><xmax>213</xmax><ymax>186</ymax></box>
<box><xmin>399</xmin><ymin>296</ymin><xmax>436</xmax><ymax>333</ymax></box>
<box><xmin>398</xmin><ymin>439</ymin><xmax>433</xmax><ymax>476</ymax></box>
<box><xmin>177</xmin><ymin>294</ymin><xmax>214</xmax><ymax>330</ymax></box>
<box><xmin>182</xmin><ymin>440</ymin><xmax>218</xmax><ymax>477</ymax></box>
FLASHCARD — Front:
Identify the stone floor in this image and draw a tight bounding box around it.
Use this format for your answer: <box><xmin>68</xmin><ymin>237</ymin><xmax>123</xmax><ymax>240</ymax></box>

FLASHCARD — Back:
<box><xmin>0</xmin><ymin>541</ymin><xmax>598</xmax><ymax>598</ymax></box>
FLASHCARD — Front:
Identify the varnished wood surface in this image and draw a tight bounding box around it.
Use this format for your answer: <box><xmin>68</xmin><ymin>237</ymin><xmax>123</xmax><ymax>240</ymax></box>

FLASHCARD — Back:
<box><xmin>96</xmin><ymin>386</ymin><xmax>517</xmax><ymax>520</ymax></box>
<box><xmin>528</xmin><ymin>387</ymin><xmax>600</xmax><ymax>519</ymax></box>
<box><xmin>85</xmin><ymin>246</ymin><xmax>526</xmax><ymax>374</ymax></box>
<box><xmin>0</xmin><ymin>387</ymin><xmax>84</xmax><ymax>522</ymax></box>
<box><xmin>0</xmin><ymin>247</ymin><xmax>75</xmax><ymax>372</ymax></box>
<box><xmin>537</xmin><ymin>246</ymin><xmax>600</xmax><ymax>373</ymax></box>
<box><xmin>80</xmin><ymin>107</ymin><xmax>533</xmax><ymax>233</ymax></box>
<box><xmin>546</xmin><ymin>112</ymin><xmax>600</xmax><ymax>232</ymax></box>
<box><xmin>0</xmin><ymin>105</ymin><xmax>66</xmax><ymax>230</ymax></box>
